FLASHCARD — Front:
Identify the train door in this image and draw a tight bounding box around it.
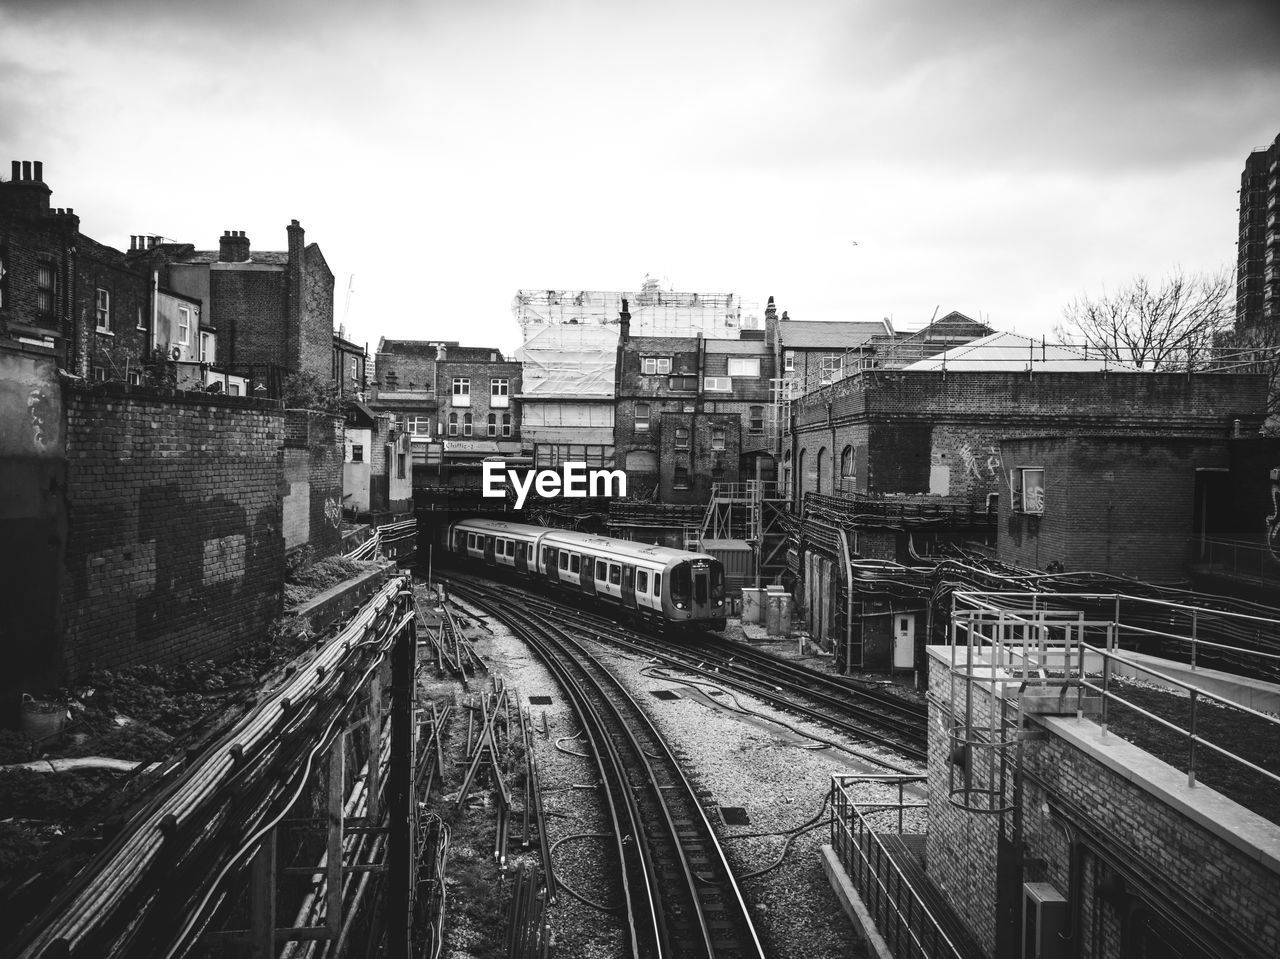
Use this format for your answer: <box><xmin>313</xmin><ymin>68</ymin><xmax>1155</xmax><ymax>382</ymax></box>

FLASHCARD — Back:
<box><xmin>484</xmin><ymin>535</ymin><xmax>496</xmax><ymax>565</ymax></box>
<box><xmin>579</xmin><ymin>554</ymin><xmax>596</xmax><ymax>597</ymax></box>
<box><xmin>621</xmin><ymin>566</ymin><xmax>636</xmax><ymax>610</ymax></box>
<box><xmin>547</xmin><ymin>547</ymin><xmax>560</xmax><ymax>584</ymax></box>
<box><xmin>690</xmin><ymin>559</ymin><xmax>712</xmax><ymax>618</ymax></box>
<box><xmin>516</xmin><ymin>541</ymin><xmax>529</xmax><ymax>575</ymax></box>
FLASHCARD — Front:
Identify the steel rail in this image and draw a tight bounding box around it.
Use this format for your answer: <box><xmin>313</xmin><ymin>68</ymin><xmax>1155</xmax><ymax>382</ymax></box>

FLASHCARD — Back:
<box><xmin>452</xmin><ymin>582</ymin><xmax>766</xmax><ymax>959</ymax></box>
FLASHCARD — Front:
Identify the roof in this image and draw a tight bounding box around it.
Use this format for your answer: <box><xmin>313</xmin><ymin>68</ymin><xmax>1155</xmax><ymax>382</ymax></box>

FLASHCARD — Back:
<box><xmin>901</xmin><ymin>331</ymin><xmax>1142</xmax><ymax>372</ymax></box>
<box><xmin>778</xmin><ymin>319</ymin><xmax>891</xmax><ymax>350</ymax></box>
<box><xmin>175</xmin><ymin>250</ymin><xmax>291</xmax><ymax>265</ymax></box>
<box><xmin>377</xmin><ymin>339</ymin><xmax>459</xmax><ymax>355</ymax></box>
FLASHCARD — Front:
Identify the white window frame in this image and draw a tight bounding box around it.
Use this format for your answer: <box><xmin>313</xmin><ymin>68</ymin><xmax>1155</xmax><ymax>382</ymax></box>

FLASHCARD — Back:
<box><xmin>1013</xmin><ymin>467</ymin><xmax>1046</xmax><ymax>515</ymax></box>
<box><xmin>635</xmin><ymin>402</ymin><xmax>651</xmax><ymax>432</ymax></box>
<box><xmin>711</xmin><ymin>428</ymin><xmax>726</xmax><ymax>450</ymax></box>
<box><xmin>642</xmin><ymin>356</ymin><xmax>672</xmax><ymax>375</ymax></box>
<box><xmin>783</xmin><ymin>350</ymin><xmax>795</xmax><ymax>372</ymax></box>
<box><xmin>406</xmin><ymin>415</ymin><xmax>431</xmax><ymax>436</ymax></box>
<box><xmin>448</xmin><ymin>413</ymin><xmax>459</xmax><ymax>437</ymax></box>
<box><xmin>178</xmin><ymin>306</ymin><xmax>192</xmax><ymax>346</ymax></box>
<box><xmin>95</xmin><ymin>288</ymin><xmax>111</xmax><ymax>333</ymax></box>
<box><xmin>704</xmin><ymin>376</ymin><xmax>732</xmax><ymax>392</ymax></box>
<box><xmin>452</xmin><ymin>377</ymin><xmax>471</xmax><ymax>407</ymax></box>
<box><xmin>487</xmin><ymin>413</ymin><xmax>498</xmax><ymax>437</ymax></box>
<box><xmin>136</xmin><ymin>306</ymin><xmax>147</xmax><ymax>331</ymax></box>
<box><xmin>674</xmin><ymin>427</ymin><xmax>690</xmax><ymax>450</ymax></box>
<box><xmin>501</xmin><ymin>412</ymin><xmax>513</xmax><ymax>438</ymax></box>
<box><xmin>491</xmin><ymin>378</ymin><xmax>510</xmax><ymax>408</ymax></box>
<box><xmin>199</xmin><ymin>330</ymin><xmax>214</xmax><ymax>363</ymax></box>
<box><xmin>462</xmin><ymin>412</ymin><xmax>473</xmax><ymax>437</ymax></box>
<box><xmin>351</xmin><ymin>444</ymin><xmax>364</xmax><ymax>463</ymax></box>
<box><xmin>727</xmin><ymin>357</ymin><xmax>759</xmax><ymax>377</ymax></box>
<box><xmin>748</xmin><ymin>405</ymin><xmax>765</xmax><ymax>434</ymax></box>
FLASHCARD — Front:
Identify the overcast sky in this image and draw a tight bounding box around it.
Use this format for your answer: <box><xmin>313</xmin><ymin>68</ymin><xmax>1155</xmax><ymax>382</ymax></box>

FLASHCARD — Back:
<box><xmin>3</xmin><ymin>0</ymin><xmax>1278</xmax><ymax>354</ymax></box>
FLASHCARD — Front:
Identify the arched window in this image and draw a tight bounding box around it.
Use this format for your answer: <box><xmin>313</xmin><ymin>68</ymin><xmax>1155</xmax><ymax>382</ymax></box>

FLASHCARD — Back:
<box><xmin>487</xmin><ymin>412</ymin><xmax>497</xmax><ymax>437</ymax></box>
<box><xmin>841</xmin><ymin>445</ymin><xmax>855</xmax><ymax>491</ymax></box>
<box><xmin>448</xmin><ymin>412</ymin><xmax>458</xmax><ymax>436</ymax></box>
<box><xmin>463</xmin><ymin>412</ymin><xmax>473</xmax><ymax>437</ymax></box>
<box><xmin>815</xmin><ymin>447</ymin><xmax>826</xmax><ymax>495</ymax></box>
<box><xmin>502</xmin><ymin>412</ymin><xmax>513</xmax><ymax>437</ymax></box>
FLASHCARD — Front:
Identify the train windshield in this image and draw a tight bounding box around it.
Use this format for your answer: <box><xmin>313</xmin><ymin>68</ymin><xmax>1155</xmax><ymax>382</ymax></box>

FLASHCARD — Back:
<box><xmin>670</xmin><ymin>564</ymin><xmax>691</xmax><ymax>605</ymax></box>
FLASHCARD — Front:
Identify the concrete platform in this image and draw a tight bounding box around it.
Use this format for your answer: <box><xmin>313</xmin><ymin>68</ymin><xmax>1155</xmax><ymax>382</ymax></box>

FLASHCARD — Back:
<box><xmin>1111</xmin><ymin>651</ymin><xmax>1280</xmax><ymax>714</ymax></box>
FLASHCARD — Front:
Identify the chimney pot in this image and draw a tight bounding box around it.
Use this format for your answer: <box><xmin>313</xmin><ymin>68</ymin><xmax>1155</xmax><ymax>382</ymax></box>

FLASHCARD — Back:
<box><xmin>33</xmin><ymin>161</ymin><xmax>42</xmax><ymax>181</ymax></box>
<box><xmin>9</xmin><ymin>160</ymin><xmax>18</xmax><ymax>181</ymax></box>
<box><xmin>21</xmin><ymin>161</ymin><xmax>31</xmax><ymax>180</ymax></box>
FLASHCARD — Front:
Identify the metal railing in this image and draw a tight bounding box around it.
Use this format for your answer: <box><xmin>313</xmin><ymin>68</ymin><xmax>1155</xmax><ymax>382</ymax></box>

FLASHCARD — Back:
<box><xmin>1192</xmin><ymin>536</ymin><xmax>1280</xmax><ymax>585</ymax></box>
<box><xmin>829</xmin><ymin>775</ymin><xmax>972</xmax><ymax>959</ymax></box>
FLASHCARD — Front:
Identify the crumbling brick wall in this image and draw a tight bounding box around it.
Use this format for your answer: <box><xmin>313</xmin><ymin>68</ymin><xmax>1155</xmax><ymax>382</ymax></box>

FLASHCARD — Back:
<box><xmin>60</xmin><ymin>384</ymin><xmax>284</xmax><ymax>673</ymax></box>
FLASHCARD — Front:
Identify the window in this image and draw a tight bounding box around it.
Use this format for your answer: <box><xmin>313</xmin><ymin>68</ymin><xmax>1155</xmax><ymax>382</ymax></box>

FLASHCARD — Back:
<box><xmin>727</xmin><ymin>357</ymin><xmax>759</xmax><ymax>377</ymax></box>
<box><xmin>711</xmin><ymin>428</ymin><xmax>726</xmax><ymax>451</ymax></box>
<box><xmin>1012</xmin><ymin>468</ymin><xmax>1046</xmax><ymax>514</ymax></box>
<box><xmin>178</xmin><ymin>306</ymin><xmax>191</xmax><ymax>345</ymax></box>
<box><xmin>351</xmin><ymin>444</ymin><xmax>365</xmax><ymax>463</ymax></box>
<box><xmin>406</xmin><ymin>415</ymin><xmax>431</xmax><ymax>436</ymax></box>
<box><xmin>462</xmin><ymin>412</ymin><xmax>473</xmax><ymax>437</ymax></box>
<box><xmin>127</xmin><ymin>370</ymin><xmax>142</xmax><ymax>386</ymax></box>
<box><xmin>783</xmin><ymin>350</ymin><xmax>795</xmax><ymax>372</ymax></box>
<box><xmin>609</xmin><ymin>564</ymin><xmax>621</xmax><ymax>586</ymax></box>
<box><xmin>95</xmin><ymin>288</ymin><xmax>111</xmax><ymax>332</ymax></box>
<box><xmin>819</xmin><ymin>354</ymin><xmax>842</xmax><ymax>384</ymax></box>
<box><xmin>136</xmin><ymin>306</ymin><xmax>147</xmax><ymax>331</ymax></box>
<box><xmin>653</xmin><ymin>573</ymin><xmax>661</xmax><ymax>596</ymax></box>
<box><xmin>229</xmin><ymin>383</ymin><xmax>241</xmax><ymax>396</ymax></box>
<box><xmin>487</xmin><ymin>413</ymin><xmax>498</xmax><ymax>437</ymax></box>
<box><xmin>199</xmin><ymin>331</ymin><xmax>214</xmax><ymax>363</ymax></box>
<box><xmin>559</xmin><ymin>552</ymin><xmax>569</xmax><ymax>570</ymax></box>
<box><xmin>397</xmin><ymin>453</ymin><xmax>406</xmax><ymax>479</ymax></box>
<box><xmin>635</xmin><ymin>403</ymin><xmax>650</xmax><ymax>432</ymax></box>
<box><xmin>448</xmin><ymin>412</ymin><xmax>459</xmax><ymax>436</ymax></box>
<box><xmin>841</xmin><ymin>445</ymin><xmax>855</xmax><ymax>478</ymax></box>
<box><xmin>704</xmin><ymin>376</ymin><xmax>732</xmax><ymax>392</ymax></box>
<box><xmin>570</xmin><ymin>554</ymin><xmax>580</xmax><ymax>574</ymax></box>
<box><xmin>668</xmin><ymin>374</ymin><xmax>698</xmax><ymax>391</ymax></box>
<box><xmin>507</xmin><ymin>540</ymin><xmax>515</xmax><ymax>557</ymax></box>
<box><xmin>748</xmin><ymin>406</ymin><xmax>765</xmax><ymax>433</ymax></box>
<box><xmin>91</xmin><ymin>366</ymin><xmax>107</xmax><ymax>382</ymax></box>
<box><xmin>637</xmin><ymin>570</ymin><xmax>649</xmax><ymax>593</ymax></box>
<box><xmin>502</xmin><ymin>413</ymin><xmax>513</xmax><ymax>437</ymax></box>
<box><xmin>37</xmin><ymin>262</ymin><xmax>55</xmax><ymax>315</ymax></box>
<box><xmin>674</xmin><ymin>427</ymin><xmax>690</xmax><ymax>450</ymax></box>
<box><xmin>349</xmin><ymin>356</ymin><xmax>359</xmax><ymax>386</ymax></box>
<box><xmin>596</xmin><ymin>559</ymin><xmax>607</xmax><ymax>581</ymax></box>
<box><xmin>641</xmin><ymin>357</ymin><xmax>671</xmax><ymax>375</ymax></box>
<box><xmin>384</xmin><ymin>372</ymin><xmax>399</xmax><ymax>390</ymax></box>
<box><xmin>673</xmin><ymin>466</ymin><xmax>690</xmax><ymax>489</ymax></box>
<box><xmin>452</xmin><ymin>377</ymin><xmax>470</xmax><ymax>406</ymax></box>
<box><xmin>491</xmin><ymin>378</ymin><xmax>510</xmax><ymax>407</ymax></box>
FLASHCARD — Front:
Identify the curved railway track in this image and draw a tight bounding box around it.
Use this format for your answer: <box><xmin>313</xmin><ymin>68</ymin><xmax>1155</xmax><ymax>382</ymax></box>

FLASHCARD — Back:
<box><xmin>442</xmin><ymin>572</ymin><xmax>927</xmax><ymax>764</ymax></box>
<box><xmin>449</xmin><ymin>580</ymin><xmax>766</xmax><ymax>959</ymax></box>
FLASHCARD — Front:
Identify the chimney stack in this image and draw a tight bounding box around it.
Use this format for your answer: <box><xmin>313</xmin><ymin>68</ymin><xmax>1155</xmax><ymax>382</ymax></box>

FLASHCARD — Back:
<box><xmin>618</xmin><ymin>298</ymin><xmax>631</xmax><ymax>342</ymax></box>
<box><xmin>219</xmin><ymin>229</ymin><xmax>251</xmax><ymax>262</ymax></box>
<box><xmin>435</xmin><ymin>343</ymin><xmax>447</xmax><ymax>361</ymax></box>
<box><xmin>1</xmin><ymin>159</ymin><xmax>53</xmax><ymax>217</ymax></box>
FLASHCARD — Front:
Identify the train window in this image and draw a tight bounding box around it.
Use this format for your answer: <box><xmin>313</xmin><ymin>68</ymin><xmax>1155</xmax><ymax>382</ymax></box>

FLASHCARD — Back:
<box><xmin>596</xmin><ymin>560</ymin><xmax>607</xmax><ymax>581</ymax></box>
<box><xmin>653</xmin><ymin>573</ymin><xmax>661</xmax><ymax>596</ymax></box>
<box><xmin>559</xmin><ymin>552</ymin><xmax>569</xmax><ymax>570</ymax></box>
<box><xmin>570</xmin><ymin>555</ymin><xmax>580</xmax><ymax>574</ymax></box>
<box><xmin>467</xmin><ymin>532</ymin><xmax>475</xmax><ymax>549</ymax></box>
<box><xmin>637</xmin><ymin>570</ymin><xmax>649</xmax><ymax>593</ymax></box>
<box><xmin>670</xmin><ymin>565</ymin><xmax>691</xmax><ymax>603</ymax></box>
<box><xmin>711</xmin><ymin>564</ymin><xmax>724</xmax><ymax>600</ymax></box>
<box><xmin>609</xmin><ymin>564</ymin><xmax>620</xmax><ymax>586</ymax></box>
<box><xmin>506</xmin><ymin>540</ymin><xmax>515</xmax><ymax>557</ymax></box>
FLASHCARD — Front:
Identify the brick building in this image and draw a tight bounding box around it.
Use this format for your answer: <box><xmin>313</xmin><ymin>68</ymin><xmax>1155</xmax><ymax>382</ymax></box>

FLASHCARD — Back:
<box><xmin>332</xmin><ymin>332</ymin><xmax>367</xmax><ymax>399</ymax></box>
<box><xmin>614</xmin><ymin>303</ymin><xmax>775</xmax><ymax>504</ymax></box>
<box><xmin>370</xmin><ymin>337</ymin><xmax>447</xmax><ymax>467</ymax></box>
<box><xmin>516</xmin><ymin>322</ymin><xmax>617</xmax><ymax>471</ymax></box>
<box><xmin>435</xmin><ymin>346</ymin><xmax>523</xmax><ymax>479</ymax></box>
<box><xmin>342</xmin><ymin>401</ymin><xmax>412</xmax><ymax>517</ymax></box>
<box><xmin>132</xmin><ymin>221</ymin><xmax>336</xmax><ymax>388</ymax></box>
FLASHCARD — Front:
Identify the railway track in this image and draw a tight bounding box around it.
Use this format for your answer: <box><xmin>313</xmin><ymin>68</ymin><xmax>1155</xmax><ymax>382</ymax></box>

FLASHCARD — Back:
<box><xmin>448</xmin><ymin>580</ymin><xmax>766</xmax><ymax>959</ymax></box>
<box><xmin>443</xmin><ymin>573</ymin><xmax>927</xmax><ymax>764</ymax></box>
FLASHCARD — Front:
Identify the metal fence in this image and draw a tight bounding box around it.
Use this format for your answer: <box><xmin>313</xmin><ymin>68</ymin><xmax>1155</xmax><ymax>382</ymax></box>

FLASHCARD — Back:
<box><xmin>1192</xmin><ymin>536</ymin><xmax>1280</xmax><ymax>585</ymax></box>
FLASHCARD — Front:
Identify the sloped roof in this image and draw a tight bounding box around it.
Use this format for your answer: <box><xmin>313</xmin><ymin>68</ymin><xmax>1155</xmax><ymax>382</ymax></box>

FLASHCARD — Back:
<box><xmin>901</xmin><ymin>331</ymin><xmax>1141</xmax><ymax>372</ymax></box>
<box><xmin>377</xmin><ymin>339</ymin><xmax>459</xmax><ymax>355</ymax></box>
<box><xmin>778</xmin><ymin>319</ymin><xmax>890</xmax><ymax>349</ymax></box>
<box><xmin>175</xmin><ymin>250</ymin><xmax>291</xmax><ymax>265</ymax></box>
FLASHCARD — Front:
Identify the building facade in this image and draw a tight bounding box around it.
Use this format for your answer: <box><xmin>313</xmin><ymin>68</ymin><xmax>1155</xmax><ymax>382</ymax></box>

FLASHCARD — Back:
<box><xmin>1237</xmin><ymin>132</ymin><xmax>1280</xmax><ymax>330</ymax></box>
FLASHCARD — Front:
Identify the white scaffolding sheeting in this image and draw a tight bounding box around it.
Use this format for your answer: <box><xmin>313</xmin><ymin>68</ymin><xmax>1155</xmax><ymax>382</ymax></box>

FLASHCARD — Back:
<box><xmin>515</xmin><ymin>323</ymin><xmax>619</xmax><ymax>398</ymax></box>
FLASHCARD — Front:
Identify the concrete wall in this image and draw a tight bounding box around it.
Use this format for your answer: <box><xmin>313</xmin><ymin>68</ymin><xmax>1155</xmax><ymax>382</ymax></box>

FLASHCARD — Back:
<box><xmin>343</xmin><ymin>426</ymin><xmax>373</xmax><ymax>512</ymax></box>
<box><xmin>60</xmin><ymin>384</ymin><xmax>285</xmax><ymax>673</ymax></box>
<box><xmin>282</xmin><ymin>409</ymin><xmax>344</xmax><ymax>554</ymax></box>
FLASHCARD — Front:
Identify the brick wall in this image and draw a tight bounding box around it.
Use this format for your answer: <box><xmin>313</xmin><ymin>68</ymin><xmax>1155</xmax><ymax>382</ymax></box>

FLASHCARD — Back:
<box><xmin>790</xmin><ymin>371</ymin><xmax>1268</xmax><ymax>506</ymax></box>
<box><xmin>210</xmin><ymin>267</ymin><xmax>288</xmax><ymax>368</ymax></box>
<box><xmin>299</xmin><ymin>243</ymin><xmax>334</xmax><ymax>379</ymax></box>
<box><xmin>436</xmin><ymin>359</ymin><xmax>522</xmax><ymax>441</ymax></box>
<box><xmin>281</xmin><ymin>409</ymin><xmax>344</xmax><ymax>555</ymax></box>
<box><xmin>998</xmin><ymin>435</ymin><xmax>1227</xmax><ymax>580</ymax></box>
<box><xmin>60</xmin><ymin>384</ymin><xmax>284</xmax><ymax>673</ymax></box>
<box><xmin>79</xmin><ymin>236</ymin><xmax>152</xmax><ymax>382</ymax></box>
<box><xmin>925</xmin><ymin>648</ymin><xmax>1280</xmax><ymax>959</ymax></box>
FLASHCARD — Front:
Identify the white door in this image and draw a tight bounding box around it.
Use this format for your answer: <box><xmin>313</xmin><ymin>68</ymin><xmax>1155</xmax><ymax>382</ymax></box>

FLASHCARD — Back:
<box><xmin>893</xmin><ymin>614</ymin><xmax>916</xmax><ymax>669</ymax></box>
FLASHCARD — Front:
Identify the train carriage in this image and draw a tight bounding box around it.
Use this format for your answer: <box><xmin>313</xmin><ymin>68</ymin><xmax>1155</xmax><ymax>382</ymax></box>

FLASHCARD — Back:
<box><xmin>445</xmin><ymin>518</ymin><xmax>726</xmax><ymax>630</ymax></box>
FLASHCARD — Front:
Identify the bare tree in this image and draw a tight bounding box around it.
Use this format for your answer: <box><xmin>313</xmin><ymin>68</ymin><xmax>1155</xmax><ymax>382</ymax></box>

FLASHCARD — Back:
<box><xmin>1054</xmin><ymin>267</ymin><xmax>1235</xmax><ymax>371</ymax></box>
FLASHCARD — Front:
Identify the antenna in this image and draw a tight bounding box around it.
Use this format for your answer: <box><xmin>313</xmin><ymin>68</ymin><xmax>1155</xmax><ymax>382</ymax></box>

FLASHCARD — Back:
<box><xmin>341</xmin><ymin>274</ymin><xmax>355</xmax><ymax>334</ymax></box>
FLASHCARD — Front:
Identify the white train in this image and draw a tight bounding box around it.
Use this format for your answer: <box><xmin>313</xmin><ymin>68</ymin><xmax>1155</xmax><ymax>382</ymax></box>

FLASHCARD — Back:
<box><xmin>445</xmin><ymin>518</ymin><xmax>726</xmax><ymax>630</ymax></box>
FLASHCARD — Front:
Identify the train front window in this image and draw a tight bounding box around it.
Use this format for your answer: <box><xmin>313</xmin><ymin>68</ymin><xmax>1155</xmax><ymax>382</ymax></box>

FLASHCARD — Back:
<box><xmin>671</xmin><ymin>565</ymin><xmax>691</xmax><ymax>605</ymax></box>
<box><xmin>694</xmin><ymin>571</ymin><xmax>708</xmax><ymax>604</ymax></box>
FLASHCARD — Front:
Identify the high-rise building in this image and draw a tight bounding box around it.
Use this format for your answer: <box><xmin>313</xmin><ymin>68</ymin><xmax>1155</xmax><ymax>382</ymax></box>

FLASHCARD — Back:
<box><xmin>1236</xmin><ymin>132</ymin><xmax>1280</xmax><ymax>329</ymax></box>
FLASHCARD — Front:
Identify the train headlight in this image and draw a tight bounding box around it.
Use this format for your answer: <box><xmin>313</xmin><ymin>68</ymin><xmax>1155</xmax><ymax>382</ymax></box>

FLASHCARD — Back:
<box><xmin>675</xmin><ymin>602</ymin><xmax>686</xmax><ymax>610</ymax></box>
<box><xmin>716</xmin><ymin>600</ymin><xmax>723</xmax><ymax>607</ymax></box>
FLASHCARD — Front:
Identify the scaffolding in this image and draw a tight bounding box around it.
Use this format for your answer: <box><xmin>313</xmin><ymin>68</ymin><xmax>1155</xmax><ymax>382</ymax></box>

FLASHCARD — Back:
<box><xmin>513</xmin><ymin>277</ymin><xmax>759</xmax><ymax>342</ymax></box>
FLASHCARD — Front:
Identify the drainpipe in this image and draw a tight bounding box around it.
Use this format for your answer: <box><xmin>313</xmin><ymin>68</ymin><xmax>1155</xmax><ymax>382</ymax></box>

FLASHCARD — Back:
<box><xmin>837</xmin><ymin>526</ymin><xmax>856</xmax><ymax>673</ymax></box>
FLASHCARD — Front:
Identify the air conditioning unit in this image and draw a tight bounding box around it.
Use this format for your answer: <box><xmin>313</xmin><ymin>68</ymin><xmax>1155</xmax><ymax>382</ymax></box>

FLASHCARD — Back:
<box><xmin>1022</xmin><ymin>882</ymin><xmax>1067</xmax><ymax>959</ymax></box>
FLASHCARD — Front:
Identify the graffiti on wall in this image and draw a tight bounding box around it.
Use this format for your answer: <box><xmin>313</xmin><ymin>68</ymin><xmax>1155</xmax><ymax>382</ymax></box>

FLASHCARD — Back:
<box><xmin>958</xmin><ymin>443</ymin><xmax>1003</xmax><ymax>480</ymax></box>
<box><xmin>324</xmin><ymin>496</ymin><xmax>343</xmax><ymax>528</ymax></box>
<box><xmin>1268</xmin><ymin>467</ymin><xmax>1280</xmax><ymax>562</ymax></box>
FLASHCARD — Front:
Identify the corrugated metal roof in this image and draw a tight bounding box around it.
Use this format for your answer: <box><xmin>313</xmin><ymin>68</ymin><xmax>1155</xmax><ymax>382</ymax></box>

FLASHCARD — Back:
<box><xmin>779</xmin><ymin>319</ymin><xmax>889</xmax><ymax>349</ymax></box>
